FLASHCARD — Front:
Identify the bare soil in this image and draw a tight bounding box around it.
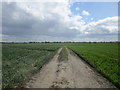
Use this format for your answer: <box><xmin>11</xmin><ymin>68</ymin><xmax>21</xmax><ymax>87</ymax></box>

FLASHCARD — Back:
<box><xmin>25</xmin><ymin>47</ymin><xmax>116</xmax><ymax>88</ymax></box>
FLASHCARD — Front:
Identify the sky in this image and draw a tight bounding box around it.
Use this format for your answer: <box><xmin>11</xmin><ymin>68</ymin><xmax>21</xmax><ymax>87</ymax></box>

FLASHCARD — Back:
<box><xmin>1</xmin><ymin>0</ymin><xmax>119</xmax><ymax>42</ymax></box>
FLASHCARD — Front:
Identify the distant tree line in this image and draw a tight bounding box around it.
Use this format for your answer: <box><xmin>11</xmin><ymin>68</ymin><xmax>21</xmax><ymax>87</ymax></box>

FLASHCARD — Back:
<box><xmin>1</xmin><ymin>41</ymin><xmax>120</xmax><ymax>44</ymax></box>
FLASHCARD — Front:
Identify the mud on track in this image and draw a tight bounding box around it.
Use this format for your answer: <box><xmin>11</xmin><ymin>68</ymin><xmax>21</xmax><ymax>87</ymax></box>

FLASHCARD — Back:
<box><xmin>25</xmin><ymin>47</ymin><xmax>116</xmax><ymax>88</ymax></box>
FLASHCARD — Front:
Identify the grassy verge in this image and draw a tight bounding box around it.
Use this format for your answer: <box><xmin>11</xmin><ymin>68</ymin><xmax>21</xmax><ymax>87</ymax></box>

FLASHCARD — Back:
<box><xmin>67</xmin><ymin>43</ymin><xmax>120</xmax><ymax>87</ymax></box>
<box><xmin>59</xmin><ymin>47</ymin><xmax>68</xmax><ymax>61</ymax></box>
<box><xmin>2</xmin><ymin>43</ymin><xmax>62</xmax><ymax>89</ymax></box>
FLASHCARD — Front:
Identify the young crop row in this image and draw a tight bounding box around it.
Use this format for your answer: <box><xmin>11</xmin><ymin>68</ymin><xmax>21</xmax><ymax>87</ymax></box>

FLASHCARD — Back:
<box><xmin>59</xmin><ymin>47</ymin><xmax>68</xmax><ymax>61</ymax></box>
<box><xmin>67</xmin><ymin>43</ymin><xmax>120</xmax><ymax>86</ymax></box>
<box><xmin>2</xmin><ymin>43</ymin><xmax>61</xmax><ymax>89</ymax></box>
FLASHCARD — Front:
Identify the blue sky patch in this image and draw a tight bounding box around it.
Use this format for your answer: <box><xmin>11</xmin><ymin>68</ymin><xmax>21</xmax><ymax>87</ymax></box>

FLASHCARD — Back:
<box><xmin>70</xmin><ymin>2</ymin><xmax>118</xmax><ymax>23</ymax></box>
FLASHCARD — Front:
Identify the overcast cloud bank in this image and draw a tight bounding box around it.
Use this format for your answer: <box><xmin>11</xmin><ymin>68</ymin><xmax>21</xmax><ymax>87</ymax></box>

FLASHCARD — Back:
<box><xmin>2</xmin><ymin>1</ymin><xmax>118</xmax><ymax>42</ymax></box>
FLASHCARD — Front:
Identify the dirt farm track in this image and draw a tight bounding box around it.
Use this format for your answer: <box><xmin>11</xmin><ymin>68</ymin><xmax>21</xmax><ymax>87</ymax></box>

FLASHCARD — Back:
<box><xmin>25</xmin><ymin>47</ymin><xmax>116</xmax><ymax>88</ymax></box>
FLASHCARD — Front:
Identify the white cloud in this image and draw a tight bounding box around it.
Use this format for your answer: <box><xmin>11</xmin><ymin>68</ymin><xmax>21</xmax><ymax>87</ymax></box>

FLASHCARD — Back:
<box><xmin>3</xmin><ymin>0</ymin><xmax>69</xmax><ymax>3</ymax></box>
<box><xmin>80</xmin><ymin>16</ymin><xmax>118</xmax><ymax>35</ymax></box>
<box><xmin>91</xmin><ymin>18</ymin><xmax>93</xmax><ymax>20</ymax></box>
<box><xmin>75</xmin><ymin>7</ymin><xmax>80</xmax><ymax>11</ymax></box>
<box><xmin>82</xmin><ymin>10</ymin><xmax>90</xmax><ymax>16</ymax></box>
<box><xmin>2</xmin><ymin>2</ymin><xmax>83</xmax><ymax>39</ymax></box>
<box><xmin>2</xmin><ymin>1</ymin><xmax>118</xmax><ymax>42</ymax></box>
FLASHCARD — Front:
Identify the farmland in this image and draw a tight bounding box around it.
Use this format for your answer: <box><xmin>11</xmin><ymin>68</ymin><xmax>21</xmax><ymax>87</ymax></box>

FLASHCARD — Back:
<box><xmin>2</xmin><ymin>42</ymin><xmax>120</xmax><ymax>88</ymax></box>
<box><xmin>67</xmin><ymin>43</ymin><xmax>120</xmax><ymax>86</ymax></box>
<box><xmin>2</xmin><ymin>43</ymin><xmax>61</xmax><ymax>88</ymax></box>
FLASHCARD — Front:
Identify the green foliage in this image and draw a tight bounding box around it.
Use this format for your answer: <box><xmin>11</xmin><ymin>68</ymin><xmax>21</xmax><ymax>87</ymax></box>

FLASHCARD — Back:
<box><xmin>59</xmin><ymin>47</ymin><xmax>68</xmax><ymax>61</ymax></box>
<box><xmin>67</xmin><ymin>43</ymin><xmax>120</xmax><ymax>86</ymax></box>
<box><xmin>2</xmin><ymin>43</ymin><xmax>120</xmax><ymax>88</ymax></box>
<box><xmin>2</xmin><ymin>43</ymin><xmax>61</xmax><ymax>88</ymax></box>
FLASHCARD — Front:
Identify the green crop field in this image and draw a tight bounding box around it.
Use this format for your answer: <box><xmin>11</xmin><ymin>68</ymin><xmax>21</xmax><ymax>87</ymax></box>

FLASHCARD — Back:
<box><xmin>2</xmin><ymin>42</ymin><xmax>120</xmax><ymax>88</ymax></box>
<box><xmin>2</xmin><ymin>43</ymin><xmax>61</xmax><ymax>88</ymax></box>
<box><xmin>67</xmin><ymin>43</ymin><xmax>120</xmax><ymax>86</ymax></box>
